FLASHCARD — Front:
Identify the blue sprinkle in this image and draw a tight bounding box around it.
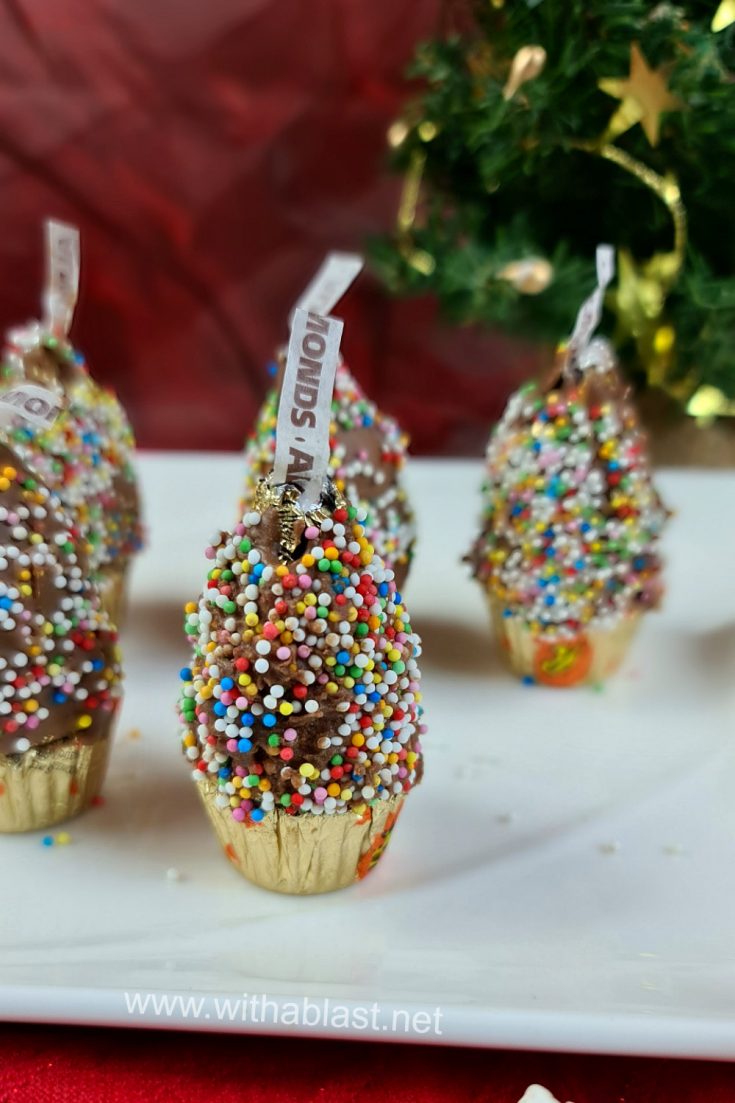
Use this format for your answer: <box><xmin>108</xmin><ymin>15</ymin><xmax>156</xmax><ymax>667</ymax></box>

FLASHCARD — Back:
<box><xmin>240</xmin><ymin>713</ymin><xmax>254</xmax><ymax>727</ymax></box>
<box><xmin>262</xmin><ymin>714</ymin><xmax>277</xmax><ymax>728</ymax></box>
<box><xmin>91</xmin><ymin>659</ymin><xmax>104</xmax><ymax>672</ymax></box>
<box><xmin>237</xmin><ymin>738</ymin><xmax>252</xmax><ymax>753</ymax></box>
<box><xmin>252</xmin><ymin>563</ymin><xmax>264</xmax><ymax>580</ymax></box>
<box><xmin>220</xmin><ymin>677</ymin><xmax>234</xmax><ymax>691</ymax></box>
<box><xmin>250</xmin><ymin>808</ymin><xmax>265</xmax><ymax>822</ymax></box>
<box><xmin>41</xmin><ymin>836</ymin><xmax>54</xmax><ymax>847</ymax></box>
<box><xmin>336</xmin><ymin>650</ymin><xmax>350</xmax><ymax>664</ymax></box>
<box><xmin>378</xmin><ymin>583</ymin><xmax>389</xmax><ymax>597</ymax></box>
<box><xmin>354</xmin><ymin>684</ymin><xmax>365</xmax><ymax>696</ymax></box>
<box><xmin>545</xmin><ymin>595</ymin><xmax>555</xmax><ymax>606</ymax></box>
<box><xmin>522</xmin><ymin>675</ymin><xmax>536</xmax><ymax>686</ymax></box>
<box><xmin>53</xmin><ymin>692</ymin><xmax>67</xmax><ymax>704</ymax></box>
<box><xmin>502</xmin><ymin>608</ymin><xmax>513</xmax><ymax>619</ymax></box>
<box><xmin>218</xmin><ymin>767</ymin><xmax>230</xmax><ymax>779</ymax></box>
<box><xmin>0</xmin><ymin>597</ymin><xmax>12</xmax><ymax>611</ymax></box>
<box><xmin>213</xmin><ymin>701</ymin><xmax>227</xmax><ymax>717</ymax></box>
<box><xmin>179</xmin><ymin>667</ymin><xmax>192</xmax><ymax>682</ymax></box>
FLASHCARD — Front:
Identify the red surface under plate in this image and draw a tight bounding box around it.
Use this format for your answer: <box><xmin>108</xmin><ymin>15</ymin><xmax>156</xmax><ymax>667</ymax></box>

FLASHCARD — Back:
<box><xmin>1</xmin><ymin>1027</ymin><xmax>735</xmax><ymax>1102</ymax></box>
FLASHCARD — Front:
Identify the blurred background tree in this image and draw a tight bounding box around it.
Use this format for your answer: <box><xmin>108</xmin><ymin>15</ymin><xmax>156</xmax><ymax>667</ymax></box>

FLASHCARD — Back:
<box><xmin>373</xmin><ymin>0</ymin><xmax>735</xmax><ymax>418</ymax></box>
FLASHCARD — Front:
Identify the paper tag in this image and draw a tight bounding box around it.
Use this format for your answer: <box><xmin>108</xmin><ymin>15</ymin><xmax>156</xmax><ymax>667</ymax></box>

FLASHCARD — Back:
<box><xmin>273</xmin><ymin>308</ymin><xmax>343</xmax><ymax>508</ymax></box>
<box><xmin>42</xmin><ymin>220</ymin><xmax>80</xmax><ymax>338</ymax></box>
<box><xmin>0</xmin><ymin>384</ymin><xmax>63</xmax><ymax>429</ymax></box>
<box><xmin>288</xmin><ymin>252</ymin><xmax>363</xmax><ymax>329</ymax></box>
<box><xmin>568</xmin><ymin>244</ymin><xmax>615</xmax><ymax>360</ymax></box>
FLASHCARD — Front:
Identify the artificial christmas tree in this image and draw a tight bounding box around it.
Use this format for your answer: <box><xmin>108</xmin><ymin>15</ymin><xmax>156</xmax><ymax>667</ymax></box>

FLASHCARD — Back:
<box><xmin>374</xmin><ymin>1</ymin><xmax>735</xmax><ymax>415</ymax></box>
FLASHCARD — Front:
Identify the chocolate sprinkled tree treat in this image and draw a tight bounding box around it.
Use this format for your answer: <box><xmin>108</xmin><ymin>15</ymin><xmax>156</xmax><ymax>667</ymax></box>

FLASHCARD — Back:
<box><xmin>183</xmin><ymin>307</ymin><xmax>424</xmax><ymax>894</ymax></box>
<box><xmin>0</xmin><ymin>444</ymin><xmax>122</xmax><ymax>832</ymax></box>
<box><xmin>0</xmin><ymin>222</ymin><xmax>143</xmax><ymax>624</ymax></box>
<box><xmin>179</xmin><ymin>479</ymin><xmax>424</xmax><ymax>893</ymax></box>
<box><xmin>468</xmin><ymin>249</ymin><xmax>668</xmax><ymax>687</ymax></box>
<box><xmin>242</xmin><ymin>360</ymin><xmax>416</xmax><ymax>589</ymax></box>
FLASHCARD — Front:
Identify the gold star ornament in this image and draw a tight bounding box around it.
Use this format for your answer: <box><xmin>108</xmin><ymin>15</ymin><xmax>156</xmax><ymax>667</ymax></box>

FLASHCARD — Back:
<box><xmin>598</xmin><ymin>43</ymin><xmax>684</xmax><ymax>147</ymax></box>
<box><xmin>712</xmin><ymin>1</ymin><xmax>735</xmax><ymax>31</ymax></box>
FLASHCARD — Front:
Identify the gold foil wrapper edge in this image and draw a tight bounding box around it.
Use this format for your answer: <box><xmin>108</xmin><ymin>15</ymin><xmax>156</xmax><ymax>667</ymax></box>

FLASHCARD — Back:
<box><xmin>0</xmin><ymin>735</ymin><xmax>111</xmax><ymax>833</ymax></box>
<box><xmin>199</xmin><ymin>781</ymin><xmax>405</xmax><ymax>895</ymax></box>
<box><xmin>487</xmin><ymin>594</ymin><xmax>640</xmax><ymax>686</ymax></box>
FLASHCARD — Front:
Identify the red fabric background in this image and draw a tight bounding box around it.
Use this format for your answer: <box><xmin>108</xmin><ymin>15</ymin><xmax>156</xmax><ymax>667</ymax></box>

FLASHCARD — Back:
<box><xmin>0</xmin><ymin>0</ymin><xmax>540</xmax><ymax>455</ymax></box>
<box><xmin>1</xmin><ymin>1027</ymin><xmax>734</xmax><ymax>1102</ymax></box>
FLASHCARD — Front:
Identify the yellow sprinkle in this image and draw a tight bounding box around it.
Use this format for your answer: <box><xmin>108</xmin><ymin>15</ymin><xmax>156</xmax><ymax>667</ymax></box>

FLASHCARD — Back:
<box><xmin>76</xmin><ymin>715</ymin><xmax>92</xmax><ymax>730</ymax></box>
<box><xmin>278</xmin><ymin>701</ymin><xmax>293</xmax><ymax>716</ymax></box>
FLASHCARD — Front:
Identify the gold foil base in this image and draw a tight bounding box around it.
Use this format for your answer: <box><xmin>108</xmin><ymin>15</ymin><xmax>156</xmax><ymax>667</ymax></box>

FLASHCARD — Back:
<box><xmin>98</xmin><ymin>565</ymin><xmax>129</xmax><ymax>627</ymax></box>
<box><xmin>199</xmin><ymin>780</ymin><xmax>405</xmax><ymax>895</ymax></box>
<box><xmin>0</xmin><ymin>735</ymin><xmax>111</xmax><ymax>833</ymax></box>
<box><xmin>488</xmin><ymin>595</ymin><xmax>641</xmax><ymax>687</ymax></box>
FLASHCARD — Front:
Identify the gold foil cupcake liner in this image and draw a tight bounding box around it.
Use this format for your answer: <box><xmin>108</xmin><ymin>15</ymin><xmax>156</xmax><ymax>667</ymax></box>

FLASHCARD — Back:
<box><xmin>488</xmin><ymin>594</ymin><xmax>641</xmax><ymax>687</ymax></box>
<box><xmin>199</xmin><ymin>779</ymin><xmax>404</xmax><ymax>895</ymax></box>
<box><xmin>98</xmin><ymin>564</ymin><xmax>129</xmax><ymax>627</ymax></box>
<box><xmin>0</xmin><ymin>734</ymin><xmax>111</xmax><ymax>833</ymax></box>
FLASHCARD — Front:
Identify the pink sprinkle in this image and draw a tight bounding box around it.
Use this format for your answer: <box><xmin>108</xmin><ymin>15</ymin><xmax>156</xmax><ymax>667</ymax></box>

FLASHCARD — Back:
<box><xmin>234</xmin><ymin>523</ymin><xmax>245</xmax><ymax>536</ymax></box>
<box><xmin>397</xmin><ymin>767</ymin><xmax>408</xmax><ymax>778</ymax></box>
<box><xmin>235</xmin><ymin>766</ymin><xmax>247</xmax><ymax>777</ymax></box>
<box><xmin>25</xmin><ymin>716</ymin><xmax>39</xmax><ymax>730</ymax></box>
<box><xmin>297</xmin><ymin>645</ymin><xmax>310</xmax><ymax>659</ymax></box>
<box><xmin>304</xmin><ymin>607</ymin><xmax>317</xmax><ymax>621</ymax></box>
<box><xmin>284</xmin><ymin>728</ymin><xmax>297</xmax><ymax>742</ymax></box>
<box><xmin>232</xmin><ymin>807</ymin><xmax>246</xmax><ymax>822</ymax></box>
<box><xmin>317</xmin><ymin>673</ymin><xmax>328</xmax><ymax>684</ymax></box>
<box><xmin>220</xmin><ymin>692</ymin><xmax>234</xmax><ymax>706</ymax></box>
<box><xmin>226</xmin><ymin>739</ymin><xmax>238</xmax><ymax>752</ymax></box>
<box><xmin>298</xmin><ymin>575</ymin><xmax>312</xmax><ymax>589</ymax></box>
<box><xmin>276</xmin><ymin>646</ymin><xmax>290</xmax><ymax>661</ymax></box>
<box><xmin>304</xmin><ymin>526</ymin><xmax>319</xmax><ymax>539</ymax></box>
<box><xmin>235</xmin><ymin>696</ymin><xmax>248</xmax><ymax>709</ymax></box>
<box><xmin>314</xmin><ymin>787</ymin><xmax>328</xmax><ymax>803</ymax></box>
<box><xmin>204</xmin><ymin>547</ymin><xmax>215</xmax><ymax>560</ymax></box>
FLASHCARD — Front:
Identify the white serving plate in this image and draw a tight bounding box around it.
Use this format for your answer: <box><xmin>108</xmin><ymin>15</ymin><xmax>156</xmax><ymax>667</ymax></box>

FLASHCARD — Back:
<box><xmin>1</xmin><ymin>453</ymin><xmax>734</xmax><ymax>1059</ymax></box>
